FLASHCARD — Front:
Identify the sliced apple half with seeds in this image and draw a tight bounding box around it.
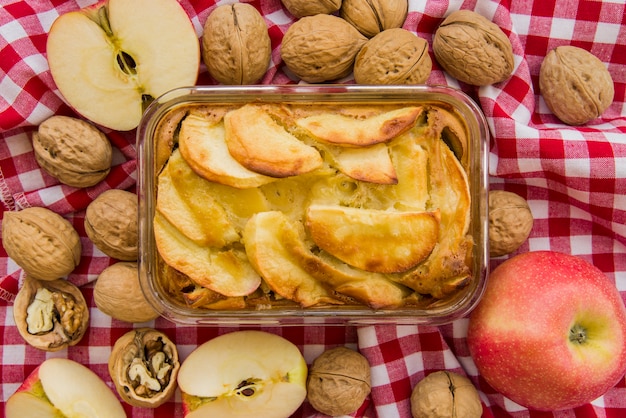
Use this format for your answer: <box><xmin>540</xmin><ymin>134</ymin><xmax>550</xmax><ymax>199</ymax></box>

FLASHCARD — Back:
<box><xmin>178</xmin><ymin>330</ymin><xmax>308</xmax><ymax>418</ymax></box>
<box><xmin>5</xmin><ymin>358</ymin><xmax>126</xmax><ymax>418</ymax></box>
<box><xmin>296</xmin><ymin>106</ymin><xmax>423</xmax><ymax>146</ymax></box>
<box><xmin>305</xmin><ymin>205</ymin><xmax>440</xmax><ymax>274</ymax></box>
<box><xmin>46</xmin><ymin>0</ymin><xmax>200</xmax><ymax>131</ymax></box>
<box><xmin>224</xmin><ymin>104</ymin><xmax>324</xmax><ymax>177</ymax></box>
<box><xmin>179</xmin><ymin>113</ymin><xmax>276</xmax><ymax>188</ymax></box>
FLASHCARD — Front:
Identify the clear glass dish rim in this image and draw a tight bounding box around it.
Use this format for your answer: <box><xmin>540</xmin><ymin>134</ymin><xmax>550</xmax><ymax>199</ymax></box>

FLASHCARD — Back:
<box><xmin>136</xmin><ymin>84</ymin><xmax>491</xmax><ymax>327</ymax></box>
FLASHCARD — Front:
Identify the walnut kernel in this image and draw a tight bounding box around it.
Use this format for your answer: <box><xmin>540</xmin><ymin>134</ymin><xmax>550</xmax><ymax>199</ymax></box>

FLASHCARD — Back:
<box><xmin>307</xmin><ymin>346</ymin><xmax>371</xmax><ymax>416</ymax></box>
<box><xmin>488</xmin><ymin>190</ymin><xmax>533</xmax><ymax>258</ymax></box>
<box><xmin>539</xmin><ymin>46</ymin><xmax>614</xmax><ymax>125</ymax></box>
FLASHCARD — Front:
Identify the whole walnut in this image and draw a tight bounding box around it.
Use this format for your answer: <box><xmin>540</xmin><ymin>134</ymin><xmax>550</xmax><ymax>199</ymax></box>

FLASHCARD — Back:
<box><xmin>281</xmin><ymin>0</ymin><xmax>342</xmax><ymax>18</ymax></box>
<box><xmin>433</xmin><ymin>10</ymin><xmax>514</xmax><ymax>86</ymax></box>
<box><xmin>354</xmin><ymin>28</ymin><xmax>432</xmax><ymax>85</ymax></box>
<box><xmin>202</xmin><ymin>3</ymin><xmax>271</xmax><ymax>85</ymax></box>
<box><xmin>32</xmin><ymin>115</ymin><xmax>112</xmax><ymax>188</ymax></box>
<box><xmin>411</xmin><ymin>371</ymin><xmax>482</xmax><ymax>418</ymax></box>
<box><xmin>307</xmin><ymin>346</ymin><xmax>371</xmax><ymax>416</ymax></box>
<box><xmin>489</xmin><ymin>190</ymin><xmax>533</xmax><ymax>258</ymax></box>
<box><xmin>341</xmin><ymin>0</ymin><xmax>408</xmax><ymax>38</ymax></box>
<box><xmin>281</xmin><ymin>14</ymin><xmax>367</xmax><ymax>83</ymax></box>
<box><xmin>94</xmin><ymin>262</ymin><xmax>160</xmax><ymax>323</ymax></box>
<box><xmin>539</xmin><ymin>46</ymin><xmax>614</xmax><ymax>125</ymax></box>
<box><xmin>2</xmin><ymin>207</ymin><xmax>81</xmax><ymax>281</ymax></box>
<box><xmin>85</xmin><ymin>189</ymin><xmax>138</xmax><ymax>261</ymax></box>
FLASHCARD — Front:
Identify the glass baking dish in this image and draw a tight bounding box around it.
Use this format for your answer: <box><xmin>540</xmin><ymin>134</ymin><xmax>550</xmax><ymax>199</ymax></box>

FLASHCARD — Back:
<box><xmin>137</xmin><ymin>85</ymin><xmax>490</xmax><ymax>326</ymax></box>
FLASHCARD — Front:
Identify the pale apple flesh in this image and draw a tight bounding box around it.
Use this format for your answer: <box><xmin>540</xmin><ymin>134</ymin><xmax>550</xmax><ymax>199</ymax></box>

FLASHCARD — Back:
<box><xmin>5</xmin><ymin>358</ymin><xmax>126</xmax><ymax>418</ymax></box>
<box><xmin>47</xmin><ymin>0</ymin><xmax>200</xmax><ymax>131</ymax></box>
<box><xmin>178</xmin><ymin>330</ymin><xmax>307</xmax><ymax>418</ymax></box>
<box><xmin>467</xmin><ymin>251</ymin><xmax>626</xmax><ymax>411</ymax></box>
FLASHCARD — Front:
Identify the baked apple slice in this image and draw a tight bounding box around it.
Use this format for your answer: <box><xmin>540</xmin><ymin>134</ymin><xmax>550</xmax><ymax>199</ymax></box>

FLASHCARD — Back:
<box><xmin>296</xmin><ymin>106</ymin><xmax>423</xmax><ymax>146</ymax></box>
<box><xmin>243</xmin><ymin>211</ymin><xmax>340</xmax><ymax>307</ymax></box>
<box><xmin>328</xmin><ymin>142</ymin><xmax>398</xmax><ymax>184</ymax></box>
<box><xmin>179</xmin><ymin>113</ymin><xmax>275</xmax><ymax>188</ymax></box>
<box><xmin>305</xmin><ymin>205</ymin><xmax>440</xmax><ymax>273</ymax></box>
<box><xmin>154</xmin><ymin>212</ymin><xmax>261</xmax><ymax>297</ymax></box>
<box><xmin>224</xmin><ymin>104</ymin><xmax>324</xmax><ymax>177</ymax></box>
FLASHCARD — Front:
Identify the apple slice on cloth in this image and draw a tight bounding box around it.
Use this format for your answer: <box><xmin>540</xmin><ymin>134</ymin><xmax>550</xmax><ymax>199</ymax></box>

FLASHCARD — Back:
<box><xmin>5</xmin><ymin>358</ymin><xmax>125</xmax><ymax>418</ymax></box>
<box><xmin>467</xmin><ymin>251</ymin><xmax>626</xmax><ymax>411</ymax></box>
<box><xmin>47</xmin><ymin>0</ymin><xmax>200</xmax><ymax>131</ymax></box>
<box><xmin>178</xmin><ymin>330</ymin><xmax>308</xmax><ymax>418</ymax></box>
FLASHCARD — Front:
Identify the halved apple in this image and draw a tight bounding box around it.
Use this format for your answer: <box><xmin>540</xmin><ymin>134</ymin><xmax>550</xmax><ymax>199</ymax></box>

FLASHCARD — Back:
<box><xmin>296</xmin><ymin>106</ymin><xmax>423</xmax><ymax>146</ymax></box>
<box><xmin>178</xmin><ymin>330</ymin><xmax>307</xmax><ymax>418</ymax></box>
<box><xmin>5</xmin><ymin>358</ymin><xmax>125</xmax><ymax>418</ymax></box>
<box><xmin>46</xmin><ymin>0</ymin><xmax>200</xmax><ymax>131</ymax></box>
<box><xmin>179</xmin><ymin>113</ymin><xmax>276</xmax><ymax>188</ymax></box>
<box><xmin>243</xmin><ymin>211</ymin><xmax>341</xmax><ymax>307</ymax></box>
<box><xmin>154</xmin><ymin>212</ymin><xmax>261</xmax><ymax>297</ymax></box>
<box><xmin>305</xmin><ymin>205</ymin><xmax>440</xmax><ymax>274</ymax></box>
<box><xmin>224</xmin><ymin>104</ymin><xmax>324</xmax><ymax>177</ymax></box>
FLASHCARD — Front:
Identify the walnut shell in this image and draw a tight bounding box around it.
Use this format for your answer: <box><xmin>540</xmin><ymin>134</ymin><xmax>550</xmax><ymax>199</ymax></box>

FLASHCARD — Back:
<box><xmin>489</xmin><ymin>190</ymin><xmax>533</xmax><ymax>258</ymax></box>
<box><xmin>539</xmin><ymin>46</ymin><xmax>614</xmax><ymax>125</ymax></box>
<box><xmin>13</xmin><ymin>276</ymin><xmax>89</xmax><ymax>351</ymax></box>
<box><xmin>281</xmin><ymin>14</ymin><xmax>367</xmax><ymax>83</ymax></box>
<box><xmin>109</xmin><ymin>328</ymin><xmax>179</xmax><ymax>408</ymax></box>
<box><xmin>307</xmin><ymin>346</ymin><xmax>371</xmax><ymax>416</ymax></box>
<box><xmin>433</xmin><ymin>10</ymin><xmax>514</xmax><ymax>86</ymax></box>
<box><xmin>202</xmin><ymin>3</ymin><xmax>271</xmax><ymax>85</ymax></box>
<box><xmin>281</xmin><ymin>0</ymin><xmax>342</xmax><ymax>18</ymax></box>
<box><xmin>94</xmin><ymin>262</ymin><xmax>159</xmax><ymax>323</ymax></box>
<box><xmin>85</xmin><ymin>189</ymin><xmax>138</xmax><ymax>261</ymax></box>
<box><xmin>33</xmin><ymin>115</ymin><xmax>112</xmax><ymax>188</ymax></box>
<box><xmin>340</xmin><ymin>0</ymin><xmax>408</xmax><ymax>38</ymax></box>
<box><xmin>411</xmin><ymin>371</ymin><xmax>482</xmax><ymax>418</ymax></box>
<box><xmin>354</xmin><ymin>28</ymin><xmax>432</xmax><ymax>85</ymax></box>
<box><xmin>2</xmin><ymin>207</ymin><xmax>81</xmax><ymax>281</ymax></box>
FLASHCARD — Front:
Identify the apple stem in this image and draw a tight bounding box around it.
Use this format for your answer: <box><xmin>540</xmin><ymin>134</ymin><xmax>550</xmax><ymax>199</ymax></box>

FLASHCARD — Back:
<box><xmin>97</xmin><ymin>6</ymin><xmax>113</xmax><ymax>37</ymax></box>
<box><xmin>569</xmin><ymin>324</ymin><xmax>587</xmax><ymax>344</ymax></box>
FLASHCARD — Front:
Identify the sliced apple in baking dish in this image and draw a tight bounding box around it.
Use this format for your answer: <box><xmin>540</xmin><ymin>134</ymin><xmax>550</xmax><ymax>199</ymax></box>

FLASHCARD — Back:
<box><xmin>46</xmin><ymin>0</ymin><xmax>200</xmax><ymax>131</ymax></box>
<box><xmin>296</xmin><ymin>106</ymin><xmax>423</xmax><ymax>146</ymax></box>
<box><xmin>305</xmin><ymin>205</ymin><xmax>440</xmax><ymax>274</ymax></box>
<box><xmin>154</xmin><ymin>212</ymin><xmax>261</xmax><ymax>297</ymax></box>
<box><xmin>327</xmin><ymin>143</ymin><xmax>398</xmax><ymax>184</ymax></box>
<box><xmin>157</xmin><ymin>150</ymin><xmax>239</xmax><ymax>247</ymax></box>
<box><xmin>179</xmin><ymin>113</ymin><xmax>276</xmax><ymax>189</ymax></box>
<box><xmin>224</xmin><ymin>104</ymin><xmax>324</xmax><ymax>177</ymax></box>
<box><xmin>243</xmin><ymin>211</ymin><xmax>341</xmax><ymax>307</ymax></box>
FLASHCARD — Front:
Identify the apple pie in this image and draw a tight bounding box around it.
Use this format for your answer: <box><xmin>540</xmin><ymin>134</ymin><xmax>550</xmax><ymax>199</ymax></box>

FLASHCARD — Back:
<box><xmin>151</xmin><ymin>101</ymin><xmax>473</xmax><ymax>310</ymax></box>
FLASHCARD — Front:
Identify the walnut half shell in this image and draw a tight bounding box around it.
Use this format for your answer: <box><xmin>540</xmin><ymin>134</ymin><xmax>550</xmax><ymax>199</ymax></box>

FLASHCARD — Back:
<box><xmin>13</xmin><ymin>276</ymin><xmax>89</xmax><ymax>351</ymax></box>
<box><xmin>108</xmin><ymin>328</ymin><xmax>180</xmax><ymax>408</ymax></box>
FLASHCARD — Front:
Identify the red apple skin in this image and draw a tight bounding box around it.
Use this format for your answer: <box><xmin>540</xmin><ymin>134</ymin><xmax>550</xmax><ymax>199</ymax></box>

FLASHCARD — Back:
<box><xmin>467</xmin><ymin>250</ymin><xmax>626</xmax><ymax>411</ymax></box>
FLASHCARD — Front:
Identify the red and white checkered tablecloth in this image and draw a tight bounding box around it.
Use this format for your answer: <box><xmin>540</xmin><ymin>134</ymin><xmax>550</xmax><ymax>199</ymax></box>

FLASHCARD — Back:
<box><xmin>1</xmin><ymin>0</ymin><xmax>625</xmax><ymax>417</ymax></box>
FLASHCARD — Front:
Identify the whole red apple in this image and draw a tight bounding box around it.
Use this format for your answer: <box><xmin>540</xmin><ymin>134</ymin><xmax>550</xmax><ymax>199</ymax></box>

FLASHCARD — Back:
<box><xmin>467</xmin><ymin>250</ymin><xmax>626</xmax><ymax>411</ymax></box>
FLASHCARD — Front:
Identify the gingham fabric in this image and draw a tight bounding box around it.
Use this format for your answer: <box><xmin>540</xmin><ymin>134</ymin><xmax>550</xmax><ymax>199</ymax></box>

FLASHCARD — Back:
<box><xmin>1</xmin><ymin>0</ymin><xmax>625</xmax><ymax>417</ymax></box>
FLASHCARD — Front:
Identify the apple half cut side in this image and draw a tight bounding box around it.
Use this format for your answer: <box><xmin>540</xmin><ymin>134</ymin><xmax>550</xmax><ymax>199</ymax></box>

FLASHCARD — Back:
<box><xmin>47</xmin><ymin>0</ymin><xmax>200</xmax><ymax>131</ymax></box>
<box><xmin>5</xmin><ymin>358</ymin><xmax>126</xmax><ymax>418</ymax></box>
<box><xmin>178</xmin><ymin>330</ymin><xmax>308</xmax><ymax>418</ymax></box>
